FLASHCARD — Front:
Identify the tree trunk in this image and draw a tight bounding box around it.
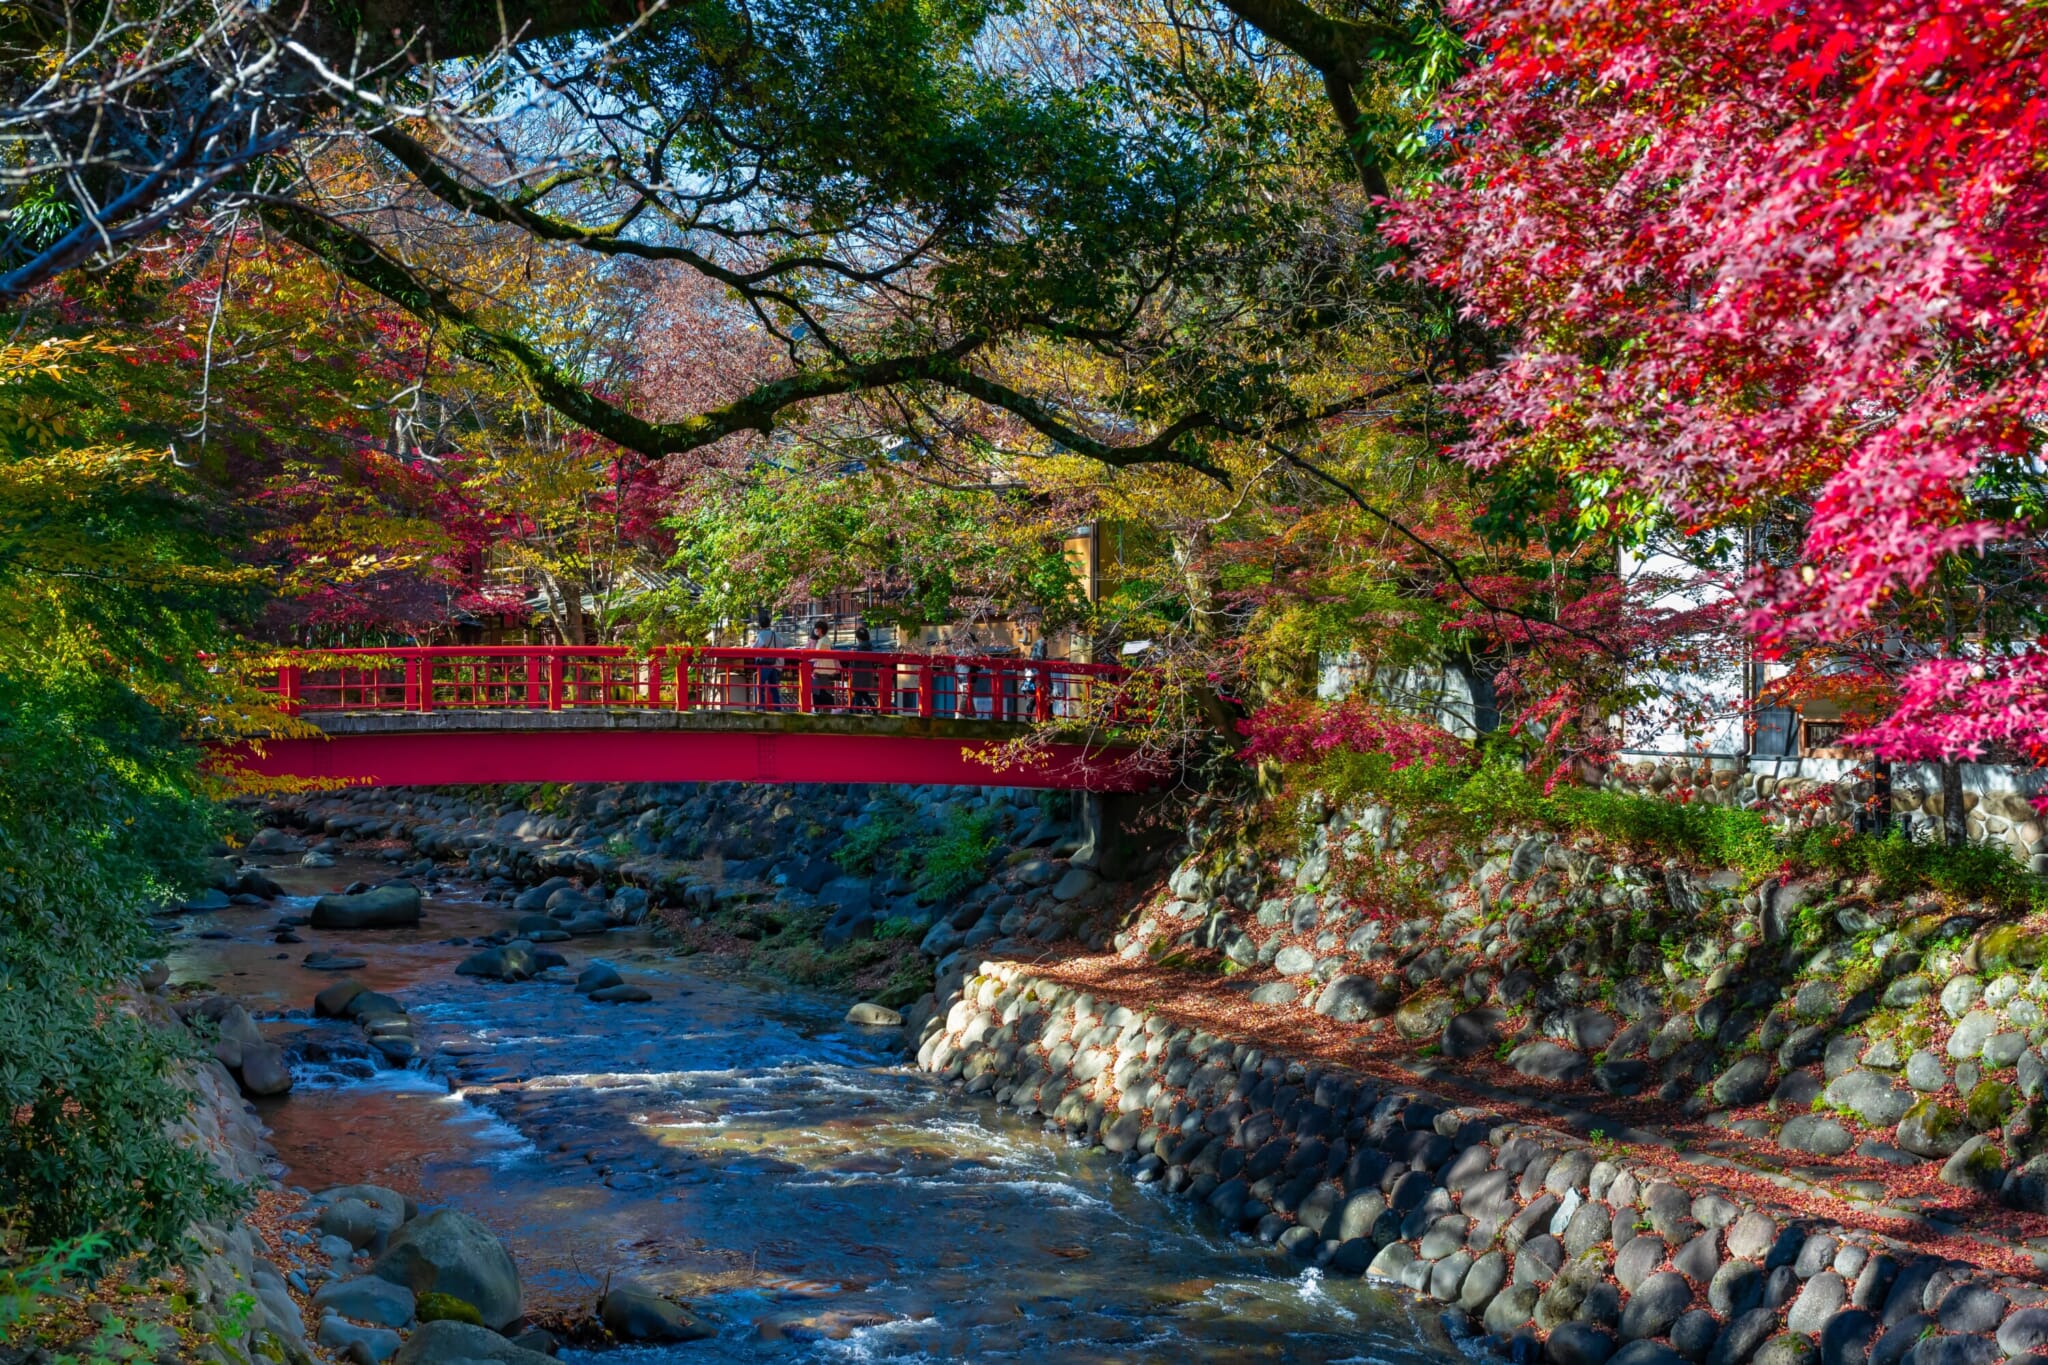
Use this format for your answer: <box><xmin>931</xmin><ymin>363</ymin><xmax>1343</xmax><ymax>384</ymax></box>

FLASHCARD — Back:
<box><xmin>1171</xmin><ymin>528</ymin><xmax>1244</xmax><ymax>734</ymax></box>
<box><xmin>1940</xmin><ymin>760</ymin><xmax>1967</xmax><ymax>848</ymax></box>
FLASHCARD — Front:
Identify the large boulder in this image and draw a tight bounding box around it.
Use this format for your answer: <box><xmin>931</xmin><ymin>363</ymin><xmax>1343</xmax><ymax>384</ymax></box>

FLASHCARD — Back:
<box><xmin>312</xmin><ymin>884</ymin><xmax>423</xmax><ymax>930</ymax></box>
<box><xmin>392</xmin><ymin>1320</ymin><xmax>556</xmax><ymax>1365</ymax></box>
<box><xmin>238</xmin><ymin>1043</ymin><xmax>293</xmax><ymax>1097</ymax></box>
<box><xmin>372</xmin><ymin>1210</ymin><xmax>520</xmax><ymax>1330</ymax></box>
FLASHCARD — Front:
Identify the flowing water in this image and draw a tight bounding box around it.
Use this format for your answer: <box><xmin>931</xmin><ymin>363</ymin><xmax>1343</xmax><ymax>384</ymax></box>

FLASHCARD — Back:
<box><xmin>170</xmin><ymin>855</ymin><xmax>1464</xmax><ymax>1364</ymax></box>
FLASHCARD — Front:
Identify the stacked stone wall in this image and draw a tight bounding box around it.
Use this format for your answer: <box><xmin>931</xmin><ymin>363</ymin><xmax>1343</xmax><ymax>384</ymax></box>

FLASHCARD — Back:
<box><xmin>917</xmin><ymin>960</ymin><xmax>2048</xmax><ymax>1365</ymax></box>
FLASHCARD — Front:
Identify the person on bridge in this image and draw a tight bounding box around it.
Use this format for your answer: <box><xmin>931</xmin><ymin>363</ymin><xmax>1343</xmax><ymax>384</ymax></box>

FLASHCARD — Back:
<box><xmin>849</xmin><ymin>625</ymin><xmax>878</xmax><ymax>714</ymax></box>
<box><xmin>752</xmin><ymin>611</ymin><xmax>783</xmax><ymax>710</ymax></box>
<box><xmin>808</xmin><ymin>619</ymin><xmax>839</xmax><ymax>711</ymax></box>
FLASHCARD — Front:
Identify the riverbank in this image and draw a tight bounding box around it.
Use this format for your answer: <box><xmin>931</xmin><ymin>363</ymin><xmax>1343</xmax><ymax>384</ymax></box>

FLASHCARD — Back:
<box><xmin>1</xmin><ymin>984</ymin><xmax>315</xmax><ymax>1365</ymax></box>
<box><xmin>249</xmin><ymin>777</ymin><xmax>2048</xmax><ymax>1365</ymax></box>
<box><xmin>160</xmin><ymin>838</ymin><xmax>1454</xmax><ymax>1364</ymax></box>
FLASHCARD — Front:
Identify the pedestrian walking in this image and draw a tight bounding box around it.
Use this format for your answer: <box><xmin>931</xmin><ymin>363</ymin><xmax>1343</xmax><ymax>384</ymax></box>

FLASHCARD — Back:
<box><xmin>752</xmin><ymin>610</ymin><xmax>782</xmax><ymax>710</ymax></box>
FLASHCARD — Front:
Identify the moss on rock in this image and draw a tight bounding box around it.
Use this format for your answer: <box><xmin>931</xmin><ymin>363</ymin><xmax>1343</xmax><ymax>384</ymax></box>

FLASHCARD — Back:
<box><xmin>1967</xmin><ymin>1079</ymin><xmax>2017</xmax><ymax>1131</ymax></box>
<box><xmin>416</xmin><ymin>1292</ymin><xmax>485</xmax><ymax>1326</ymax></box>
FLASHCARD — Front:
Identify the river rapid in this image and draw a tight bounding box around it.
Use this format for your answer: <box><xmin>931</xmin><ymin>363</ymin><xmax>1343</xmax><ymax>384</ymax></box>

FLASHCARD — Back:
<box><xmin>169</xmin><ymin>852</ymin><xmax>1466</xmax><ymax>1365</ymax></box>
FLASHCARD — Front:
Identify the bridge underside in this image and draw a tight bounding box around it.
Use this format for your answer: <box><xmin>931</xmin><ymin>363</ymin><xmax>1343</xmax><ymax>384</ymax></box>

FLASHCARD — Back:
<box><xmin>236</xmin><ymin>711</ymin><xmax>1157</xmax><ymax>791</ymax></box>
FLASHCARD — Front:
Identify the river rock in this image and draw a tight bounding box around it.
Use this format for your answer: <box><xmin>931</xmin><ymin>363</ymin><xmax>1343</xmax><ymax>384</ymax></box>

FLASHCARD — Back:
<box><xmin>846</xmin><ymin>1002</ymin><xmax>903</xmax><ymax>1026</ymax></box>
<box><xmin>573</xmin><ymin>963</ymin><xmax>624</xmax><ymax>994</ymax></box>
<box><xmin>392</xmin><ymin>1320</ymin><xmax>557</xmax><ymax>1365</ymax></box>
<box><xmin>318</xmin><ymin>1315</ymin><xmax>401</xmax><ymax>1362</ymax></box>
<box><xmin>238</xmin><ymin>1042</ymin><xmax>293</xmax><ymax>1096</ymax></box>
<box><xmin>457</xmin><ymin>946</ymin><xmax>536</xmax><ymax>982</ymax></box>
<box><xmin>373</xmin><ymin>1209</ymin><xmax>520</xmax><ymax>1330</ymax></box>
<box><xmin>313</xmin><ymin>1275</ymin><xmax>415</xmax><ymax>1328</ymax></box>
<box><xmin>599</xmin><ymin>1285</ymin><xmax>715</xmax><ymax>1343</ymax></box>
<box><xmin>589</xmin><ymin>984</ymin><xmax>653</xmax><ymax>1004</ymax></box>
<box><xmin>318</xmin><ymin>1198</ymin><xmax>389</xmax><ymax>1251</ymax></box>
<box><xmin>313</xmin><ymin>884</ymin><xmax>423</xmax><ymax>930</ymax></box>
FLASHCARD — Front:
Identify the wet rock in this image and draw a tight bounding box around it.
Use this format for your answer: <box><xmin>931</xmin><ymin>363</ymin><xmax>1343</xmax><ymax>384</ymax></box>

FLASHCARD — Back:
<box><xmin>589</xmin><ymin>984</ymin><xmax>654</xmax><ymax>1004</ymax></box>
<box><xmin>239</xmin><ymin>1042</ymin><xmax>293</xmax><ymax>1096</ymax></box>
<box><xmin>312</xmin><ymin>885</ymin><xmax>423</xmax><ymax>930</ymax></box>
<box><xmin>600</xmin><ymin>1285</ymin><xmax>715</xmax><ymax>1343</ymax></box>
<box><xmin>373</xmin><ymin>1209</ymin><xmax>520</xmax><ymax>1330</ymax></box>
<box><xmin>457</xmin><ymin>946</ymin><xmax>536</xmax><ymax>982</ymax></box>
<box><xmin>846</xmin><ymin>1001</ymin><xmax>903</xmax><ymax>1026</ymax></box>
<box><xmin>573</xmin><ymin>963</ymin><xmax>624</xmax><ymax>995</ymax></box>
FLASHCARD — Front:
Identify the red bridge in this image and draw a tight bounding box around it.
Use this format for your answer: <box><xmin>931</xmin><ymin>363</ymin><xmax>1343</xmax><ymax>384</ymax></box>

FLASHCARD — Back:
<box><xmin>236</xmin><ymin>647</ymin><xmax>1156</xmax><ymax>791</ymax></box>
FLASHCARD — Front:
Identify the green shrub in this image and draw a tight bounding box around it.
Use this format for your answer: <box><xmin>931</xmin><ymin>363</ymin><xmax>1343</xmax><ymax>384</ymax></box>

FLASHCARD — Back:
<box><xmin>835</xmin><ymin>807</ymin><xmax>911</xmax><ymax>876</ymax></box>
<box><xmin>916</xmin><ymin>813</ymin><xmax>999</xmax><ymax>902</ymax></box>
<box><xmin>1277</xmin><ymin>738</ymin><xmax>2045</xmax><ymax>911</ymax></box>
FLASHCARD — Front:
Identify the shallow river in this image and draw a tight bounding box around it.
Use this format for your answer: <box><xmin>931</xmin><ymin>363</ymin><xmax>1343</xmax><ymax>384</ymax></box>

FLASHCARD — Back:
<box><xmin>170</xmin><ymin>856</ymin><xmax>1462</xmax><ymax>1365</ymax></box>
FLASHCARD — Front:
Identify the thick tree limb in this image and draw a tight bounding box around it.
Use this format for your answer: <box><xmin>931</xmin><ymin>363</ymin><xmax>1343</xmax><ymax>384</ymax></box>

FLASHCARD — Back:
<box><xmin>1212</xmin><ymin>0</ymin><xmax>1405</xmax><ymax>196</ymax></box>
<box><xmin>266</xmin><ymin>202</ymin><xmax>1391</xmax><ymax>473</ymax></box>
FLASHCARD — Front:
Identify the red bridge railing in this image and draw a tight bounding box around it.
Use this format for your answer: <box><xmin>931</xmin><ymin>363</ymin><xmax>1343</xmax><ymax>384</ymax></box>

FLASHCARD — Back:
<box><xmin>263</xmin><ymin>647</ymin><xmax>1130</xmax><ymax>726</ymax></box>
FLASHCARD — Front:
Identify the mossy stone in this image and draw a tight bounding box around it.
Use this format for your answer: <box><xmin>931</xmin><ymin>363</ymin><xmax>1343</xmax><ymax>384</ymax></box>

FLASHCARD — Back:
<box><xmin>1978</xmin><ymin>924</ymin><xmax>2045</xmax><ymax>974</ymax></box>
<box><xmin>415</xmin><ymin>1292</ymin><xmax>484</xmax><ymax>1326</ymax></box>
<box><xmin>1897</xmin><ymin>1098</ymin><xmax>1968</xmax><ymax>1158</ymax></box>
<box><xmin>1967</xmin><ymin>1079</ymin><xmax>2017</xmax><ymax>1130</ymax></box>
<box><xmin>1962</xmin><ymin>1140</ymin><xmax>2006</xmax><ymax>1180</ymax></box>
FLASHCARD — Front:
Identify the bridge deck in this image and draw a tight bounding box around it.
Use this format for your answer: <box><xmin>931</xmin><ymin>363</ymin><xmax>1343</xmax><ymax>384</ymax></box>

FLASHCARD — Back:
<box><xmin>239</xmin><ymin>648</ymin><xmax>1154</xmax><ymax>790</ymax></box>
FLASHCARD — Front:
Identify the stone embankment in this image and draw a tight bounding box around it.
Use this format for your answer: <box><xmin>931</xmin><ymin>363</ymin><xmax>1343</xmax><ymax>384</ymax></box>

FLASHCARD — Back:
<box><xmin>1112</xmin><ymin>799</ymin><xmax>2048</xmax><ymax>1225</ymax></box>
<box><xmin>917</xmin><ymin>958</ymin><xmax>2048</xmax><ymax>1365</ymax></box>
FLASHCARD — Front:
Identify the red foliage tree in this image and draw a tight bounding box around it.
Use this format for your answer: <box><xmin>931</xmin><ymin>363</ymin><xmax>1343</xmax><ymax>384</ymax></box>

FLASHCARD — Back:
<box><xmin>1390</xmin><ymin>0</ymin><xmax>2048</xmax><ymax>772</ymax></box>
